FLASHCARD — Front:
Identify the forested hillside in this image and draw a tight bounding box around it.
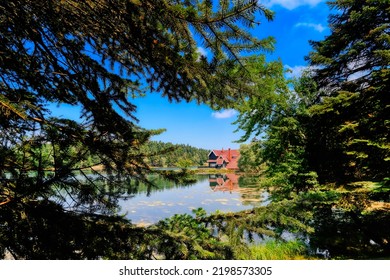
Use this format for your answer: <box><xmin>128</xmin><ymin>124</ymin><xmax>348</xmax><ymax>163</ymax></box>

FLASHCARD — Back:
<box><xmin>141</xmin><ymin>141</ymin><xmax>209</xmax><ymax>167</ymax></box>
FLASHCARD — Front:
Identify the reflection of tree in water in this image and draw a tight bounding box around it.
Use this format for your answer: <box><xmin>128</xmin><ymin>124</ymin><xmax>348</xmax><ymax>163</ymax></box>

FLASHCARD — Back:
<box><xmin>126</xmin><ymin>172</ymin><xmax>200</xmax><ymax>196</ymax></box>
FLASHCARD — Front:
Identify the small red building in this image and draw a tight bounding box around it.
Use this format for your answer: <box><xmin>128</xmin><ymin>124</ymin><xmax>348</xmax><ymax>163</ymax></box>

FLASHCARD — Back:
<box><xmin>207</xmin><ymin>148</ymin><xmax>240</xmax><ymax>170</ymax></box>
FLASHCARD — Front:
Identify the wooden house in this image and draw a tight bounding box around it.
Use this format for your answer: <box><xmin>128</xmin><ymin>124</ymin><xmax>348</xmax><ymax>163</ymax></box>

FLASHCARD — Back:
<box><xmin>207</xmin><ymin>148</ymin><xmax>240</xmax><ymax>170</ymax></box>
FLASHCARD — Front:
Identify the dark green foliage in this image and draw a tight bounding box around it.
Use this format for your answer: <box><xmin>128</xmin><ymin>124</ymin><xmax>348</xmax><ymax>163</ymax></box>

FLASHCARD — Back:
<box><xmin>0</xmin><ymin>199</ymin><xmax>234</xmax><ymax>260</ymax></box>
<box><xmin>234</xmin><ymin>0</ymin><xmax>390</xmax><ymax>259</ymax></box>
<box><xmin>237</xmin><ymin>0</ymin><xmax>389</xmax><ymax>188</ymax></box>
<box><xmin>235</xmin><ymin>57</ymin><xmax>318</xmax><ymax>194</ymax></box>
<box><xmin>308</xmin><ymin>0</ymin><xmax>390</xmax><ymax>90</ymax></box>
<box><xmin>234</xmin><ymin>55</ymin><xmax>290</xmax><ymax>142</ymax></box>
<box><xmin>237</xmin><ymin>141</ymin><xmax>265</xmax><ymax>173</ymax></box>
<box><xmin>155</xmin><ymin>208</ymin><xmax>233</xmax><ymax>259</ymax></box>
<box><xmin>206</xmin><ymin>0</ymin><xmax>390</xmax><ymax>258</ymax></box>
<box><xmin>310</xmin><ymin>201</ymin><xmax>390</xmax><ymax>259</ymax></box>
<box><xmin>0</xmin><ymin>0</ymin><xmax>275</xmax><ymax>259</ymax></box>
<box><xmin>306</xmin><ymin>0</ymin><xmax>390</xmax><ymax>183</ymax></box>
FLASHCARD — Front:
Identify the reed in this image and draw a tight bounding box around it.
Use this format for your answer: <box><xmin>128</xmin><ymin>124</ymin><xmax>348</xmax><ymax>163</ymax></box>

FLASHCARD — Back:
<box><xmin>236</xmin><ymin>240</ymin><xmax>311</xmax><ymax>260</ymax></box>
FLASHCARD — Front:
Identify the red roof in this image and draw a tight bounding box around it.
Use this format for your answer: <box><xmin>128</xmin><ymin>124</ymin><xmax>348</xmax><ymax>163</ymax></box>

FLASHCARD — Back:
<box><xmin>208</xmin><ymin>148</ymin><xmax>240</xmax><ymax>169</ymax></box>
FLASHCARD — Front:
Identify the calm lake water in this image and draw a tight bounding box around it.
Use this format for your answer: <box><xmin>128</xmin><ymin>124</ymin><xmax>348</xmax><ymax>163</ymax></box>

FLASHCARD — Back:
<box><xmin>118</xmin><ymin>173</ymin><xmax>390</xmax><ymax>259</ymax></box>
<box><xmin>119</xmin><ymin>173</ymin><xmax>268</xmax><ymax>225</ymax></box>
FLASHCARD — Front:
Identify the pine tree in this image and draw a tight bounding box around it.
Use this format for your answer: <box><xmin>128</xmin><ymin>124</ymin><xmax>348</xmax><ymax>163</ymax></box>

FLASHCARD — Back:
<box><xmin>231</xmin><ymin>0</ymin><xmax>390</xmax><ymax>258</ymax></box>
<box><xmin>0</xmin><ymin>0</ymin><xmax>275</xmax><ymax>259</ymax></box>
<box><xmin>306</xmin><ymin>0</ymin><xmax>390</xmax><ymax>182</ymax></box>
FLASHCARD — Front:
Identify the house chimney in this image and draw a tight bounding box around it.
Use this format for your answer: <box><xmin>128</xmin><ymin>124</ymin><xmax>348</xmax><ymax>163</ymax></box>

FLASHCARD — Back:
<box><xmin>228</xmin><ymin>148</ymin><xmax>231</xmax><ymax>161</ymax></box>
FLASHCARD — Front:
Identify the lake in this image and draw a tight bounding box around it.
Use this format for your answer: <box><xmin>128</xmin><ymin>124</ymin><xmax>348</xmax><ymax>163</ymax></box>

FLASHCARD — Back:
<box><xmin>119</xmin><ymin>173</ymin><xmax>268</xmax><ymax>225</ymax></box>
<box><xmin>104</xmin><ymin>172</ymin><xmax>390</xmax><ymax>259</ymax></box>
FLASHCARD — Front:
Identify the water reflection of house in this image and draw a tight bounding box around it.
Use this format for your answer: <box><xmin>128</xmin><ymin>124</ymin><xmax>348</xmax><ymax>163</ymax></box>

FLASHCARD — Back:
<box><xmin>209</xmin><ymin>173</ymin><xmax>240</xmax><ymax>192</ymax></box>
<box><xmin>207</xmin><ymin>148</ymin><xmax>240</xmax><ymax>170</ymax></box>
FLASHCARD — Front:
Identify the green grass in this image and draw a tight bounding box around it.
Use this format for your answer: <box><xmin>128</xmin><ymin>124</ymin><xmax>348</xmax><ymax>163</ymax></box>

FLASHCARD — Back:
<box><xmin>194</xmin><ymin>168</ymin><xmax>237</xmax><ymax>174</ymax></box>
<box><xmin>236</xmin><ymin>240</ymin><xmax>313</xmax><ymax>260</ymax></box>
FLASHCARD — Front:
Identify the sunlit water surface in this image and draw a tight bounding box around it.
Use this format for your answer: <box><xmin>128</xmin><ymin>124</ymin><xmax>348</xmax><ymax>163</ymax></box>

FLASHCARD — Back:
<box><xmin>119</xmin><ymin>174</ymin><xmax>267</xmax><ymax>225</ymax></box>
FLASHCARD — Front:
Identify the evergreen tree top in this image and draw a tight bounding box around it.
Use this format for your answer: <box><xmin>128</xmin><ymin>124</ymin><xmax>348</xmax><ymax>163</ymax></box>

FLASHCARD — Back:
<box><xmin>307</xmin><ymin>0</ymin><xmax>390</xmax><ymax>92</ymax></box>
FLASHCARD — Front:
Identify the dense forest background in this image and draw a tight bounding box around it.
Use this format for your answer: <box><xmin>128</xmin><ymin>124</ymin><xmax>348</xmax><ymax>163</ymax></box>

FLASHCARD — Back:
<box><xmin>20</xmin><ymin>140</ymin><xmax>210</xmax><ymax>169</ymax></box>
<box><xmin>141</xmin><ymin>141</ymin><xmax>209</xmax><ymax>167</ymax></box>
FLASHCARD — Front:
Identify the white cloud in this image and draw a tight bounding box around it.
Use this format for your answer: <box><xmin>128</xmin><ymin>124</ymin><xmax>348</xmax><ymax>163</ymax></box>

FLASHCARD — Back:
<box><xmin>212</xmin><ymin>109</ymin><xmax>237</xmax><ymax>119</ymax></box>
<box><xmin>263</xmin><ymin>0</ymin><xmax>324</xmax><ymax>10</ymax></box>
<box><xmin>285</xmin><ymin>65</ymin><xmax>307</xmax><ymax>78</ymax></box>
<box><xmin>285</xmin><ymin>65</ymin><xmax>319</xmax><ymax>79</ymax></box>
<box><xmin>196</xmin><ymin>47</ymin><xmax>208</xmax><ymax>57</ymax></box>
<box><xmin>295</xmin><ymin>22</ymin><xmax>326</xmax><ymax>32</ymax></box>
<box><xmin>346</xmin><ymin>59</ymin><xmax>370</xmax><ymax>84</ymax></box>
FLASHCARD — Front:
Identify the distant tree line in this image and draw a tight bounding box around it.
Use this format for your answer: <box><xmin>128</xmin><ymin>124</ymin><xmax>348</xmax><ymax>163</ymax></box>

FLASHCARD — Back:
<box><xmin>140</xmin><ymin>141</ymin><xmax>209</xmax><ymax>168</ymax></box>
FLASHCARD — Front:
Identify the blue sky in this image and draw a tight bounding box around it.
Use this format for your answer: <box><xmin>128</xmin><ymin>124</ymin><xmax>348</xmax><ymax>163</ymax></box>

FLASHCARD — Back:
<box><xmin>51</xmin><ymin>0</ymin><xmax>332</xmax><ymax>151</ymax></box>
<box><xmin>133</xmin><ymin>0</ymin><xmax>331</xmax><ymax>150</ymax></box>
